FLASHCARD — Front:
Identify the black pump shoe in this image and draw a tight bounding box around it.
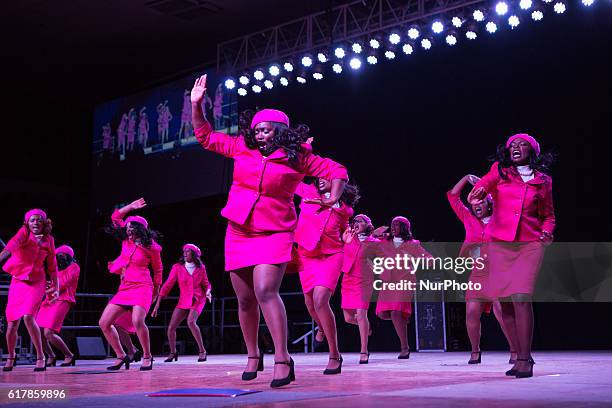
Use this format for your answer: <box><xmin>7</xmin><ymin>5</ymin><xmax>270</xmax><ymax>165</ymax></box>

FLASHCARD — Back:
<box><xmin>323</xmin><ymin>356</ymin><xmax>342</xmax><ymax>375</ymax></box>
<box><xmin>3</xmin><ymin>357</ymin><xmax>16</xmax><ymax>372</ymax></box>
<box><xmin>242</xmin><ymin>350</ymin><xmax>264</xmax><ymax>381</ymax></box>
<box><xmin>164</xmin><ymin>352</ymin><xmax>178</xmax><ymax>363</ymax></box>
<box><xmin>34</xmin><ymin>358</ymin><xmax>46</xmax><ymax>372</ymax></box>
<box><xmin>515</xmin><ymin>358</ymin><xmax>535</xmax><ymax>378</ymax></box>
<box><xmin>139</xmin><ymin>356</ymin><xmax>154</xmax><ymax>371</ymax></box>
<box><xmin>359</xmin><ymin>352</ymin><xmax>370</xmax><ymax>364</ymax></box>
<box><xmin>468</xmin><ymin>351</ymin><xmax>482</xmax><ymax>364</ymax></box>
<box><xmin>270</xmin><ymin>358</ymin><xmax>295</xmax><ymax>388</ymax></box>
<box><xmin>107</xmin><ymin>355</ymin><xmax>130</xmax><ymax>371</ymax></box>
<box><xmin>59</xmin><ymin>355</ymin><xmax>76</xmax><ymax>367</ymax></box>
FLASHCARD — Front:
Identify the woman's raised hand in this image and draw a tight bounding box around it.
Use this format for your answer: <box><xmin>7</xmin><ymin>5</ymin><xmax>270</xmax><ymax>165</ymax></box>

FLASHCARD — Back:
<box><xmin>467</xmin><ymin>187</ymin><xmax>486</xmax><ymax>205</ymax></box>
<box><xmin>129</xmin><ymin>198</ymin><xmax>147</xmax><ymax>210</ymax></box>
<box><xmin>191</xmin><ymin>74</ymin><xmax>207</xmax><ymax>104</ymax></box>
<box><xmin>466</xmin><ymin>174</ymin><xmax>481</xmax><ymax>185</ymax></box>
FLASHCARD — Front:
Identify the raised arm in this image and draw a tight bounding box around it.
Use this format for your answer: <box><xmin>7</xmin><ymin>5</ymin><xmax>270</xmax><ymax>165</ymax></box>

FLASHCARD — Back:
<box><xmin>468</xmin><ymin>162</ymin><xmax>501</xmax><ymax>204</ymax></box>
<box><xmin>447</xmin><ymin>175</ymin><xmax>480</xmax><ymax>222</ymax></box>
<box><xmin>112</xmin><ymin>198</ymin><xmax>147</xmax><ymax>227</ymax></box>
<box><xmin>301</xmin><ymin>146</ymin><xmax>348</xmax><ymax>206</ymax></box>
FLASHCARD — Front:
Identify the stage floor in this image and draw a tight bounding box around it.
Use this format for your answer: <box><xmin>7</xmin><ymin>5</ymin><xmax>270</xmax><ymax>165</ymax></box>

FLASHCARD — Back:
<box><xmin>2</xmin><ymin>351</ymin><xmax>612</xmax><ymax>407</ymax></box>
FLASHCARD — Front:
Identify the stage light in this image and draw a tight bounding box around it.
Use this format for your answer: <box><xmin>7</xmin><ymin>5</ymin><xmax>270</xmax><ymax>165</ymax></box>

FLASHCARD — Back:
<box><xmin>421</xmin><ymin>38</ymin><xmax>432</xmax><ymax>50</ymax></box>
<box><xmin>279</xmin><ymin>77</ymin><xmax>289</xmax><ymax>86</ymax></box>
<box><xmin>553</xmin><ymin>1</ymin><xmax>566</xmax><ymax>13</ymax></box>
<box><xmin>384</xmin><ymin>50</ymin><xmax>396</xmax><ymax>60</ymax></box>
<box><xmin>542</xmin><ymin>0</ymin><xmax>553</xmax><ymax>3</ymax></box>
<box><xmin>408</xmin><ymin>27</ymin><xmax>420</xmax><ymax>40</ymax></box>
<box><xmin>224</xmin><ymin>78</ymin><xmax>236</xmax><ymax>90</ymax></box>
<box><xmin>486</xmin><ymin>21</ymin><xmax>498</xmax><ymax>33</ymax></box>
<box><xmin>332</xmin><ymin>63</ymin><xmax>343</xmax><ymax>73</ymax></box>
<box><xmin>446</xmin><ymin>34</ymin><xmax>457</xmax><ymax>46</ymax></box>
<box><xmin>268</xmin><ymin>65</ymin><xmax>281</xmax><ymax>76</ymax></box>
<box><xmin>532</xmin><ymin>10</ymin><xmax>544</xmax><ymax>20</ymax></box>
<box><xmin>389</xmin><ymin>32</ymin><xmax>401</xmax><ymax>44</ymax></box>
<box><xmin>301</xmin><ymin>55</ymin><xmax>313</xmax><ymax>67</ymax></box>
<box><xmin>581</xmin><ymin>0</ymin><xmax>594</xmax><ymax>5</ymax></box>
<box><xmin>402</xmin><ymin>43</ymin><xmax>413</xmax><ymax>55</ymax></box>
<box><xmin>349</xmin><ymin>57</ymin><xmax>362</xmax><ymax>69</ymax></box>
<box><xmin>369</xmin><ymin>38</ymin><xmax>381</xmax><ymax>49</ymax></box>
<box><xmin>334</xmin><ymin>46</ymin><xmax>346</xmax><ymax>58</ymax></box>
<box><xmin>473</xmin><ymin>9</ymin><xmax>485</xmax><ymax>22</ymax></box>
<box><xmin>367</xmin><ymin>55</ymin><xmax>378</xmax><ymax>64</ymax></box>
<box><xmin>253</xmin><ymin>69</ymin><xmax>264</xmax><ymax>81</ymax></box>
<box><xmin>352</xmin><ymin>42</ymin><xmax>364</xmax><ymax>54</ymax></box>
<box><xmin>452</xmin><ymin>17</ymin><xmax>463</xmax><ymax>28</ymax></box>
<box><xmin>519</xmin><ymin>0</ymin><xmax>533</xmax><ymax>10</ymax></box>
<box><xmin>263</xmin><ymin>80</ymin><xmax>273</xmax><ymax>89</ymax></box>
<box><xmin>237</xmin><ymin>87</ymin><xmax>247</xmax><ymax>96</ymax></box>
<box><xmin>283</xmin><ymin>62</ymin><xmax>294</xmax><ymax>72</ymax></box>
<box><xmin>495</xmin><ymin>2</ymin><xmax>509</xmax><ymax>15</ymax></box>
<box><xmin>313</xmin><ymin>72</ymin><xmax>323</xmax><ymax>80</ymax></box>
<box><xmin>296</xmin><ymin>75</ymin><xmax>307</xmax><ymax>84</ymax></box>
<box><xmin>508</xmin><ymin>15</ymin><xmax>520</xmax><ymax>28</ymax></box>
<box><xmin>252</xmin><ymin>84</ymin><xmax>262</xmax><ymax>93</ymax></box>
<box><xmin>466</xmin><ymin>30</ymin><xmax>477</xmax><ymax>40</ymax></box>
<box><xmin>239</xmin><ymin>75</ymin><xmax>250</xmax><ymax>85</ymax></box>
<box><xmin>432</xmin><ymin>21</ymin><xmax>444</xmax><ymax>34</ymax></box>
<box><xmin>317</xmin><ymin>52</ymin><xmax>328</xmax><ymax>63</ymax></box>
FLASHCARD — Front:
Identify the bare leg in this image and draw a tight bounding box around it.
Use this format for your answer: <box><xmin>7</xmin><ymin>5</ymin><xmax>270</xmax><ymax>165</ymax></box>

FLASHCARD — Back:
<box><xmin>22</xmin><ymin>315</ymin><xmax>45</xmax><ymax>369</ymax></box>
<box><xmin>131</xmin><ymin>306</ymin><xmax>152</xmax><ymax>368</ymax></box>
<box><xmin>511</xmin><ymin>294</ymin><xmax>534</xmax><ymax>372</ymax></box>
<box><xmin>187</xmin><ymin>310</ymin><xmax>206</xmax><ymax>355</ymax></box>
<box><xmin>252</xmin><ymin>263</ymin><xmax>291</xmax><ymax>381</ymax></box>
<box><xmin>390</xmin><ymin>310</ymin><xmax>410</xmax><ymax>355</ymax></box>
<box><xmin>99</xmin><ymin>304</ymin><xmax>130</xmax><ymax>364</ymax></box>
<box><xmin>355</xmin><ymin>309</ymin><xmax>370</xmax><ymax>361</ymax></box>
<box><xmin>230</xmin><ymin>267</ymin><xmax>261</xmax><ymax>373</ymax></box>
<box><xmin>45</xmin><ymin>328</ymin><xmax>74</xmax><ymax>363</ymax></box>
<box><xmin>4</xmin><ymin>319</ymin><xmax>20</xmax><ymax>369</ymax></box>
<box><xmin>492</xmin><ymin>300</ymin><xmax>518</xmax><ymax>362</ymax></box>
<box><xmin>466</xmin><ymin>301</ymin><xmax>483</xmax><ymax>360</ymax></box>
<box><xmin>42</xmin><ymin>329</ymin><xmax>56</xmax><ymax>365</ymax></box>
<box><xmin>313</xmin><ymin>286</ymin><xmax>341</xmax><ymax>370</ymax></box>
<box><xmin>167</xmin><ymin>308</ymin><xmax>189</xmax><ymax>356</ymax></box>
<box><xmin>115</xmin><ymin>326</ymin><xmax>137</xmax><ymax>359</ymax></box>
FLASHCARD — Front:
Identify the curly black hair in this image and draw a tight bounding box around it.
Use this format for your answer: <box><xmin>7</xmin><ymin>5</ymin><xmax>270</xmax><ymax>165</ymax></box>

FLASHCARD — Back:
<box><xmin>239</xmin><ymin>109</ymin><xmax>309</xmax><ymax>165</ymax></box>
<box><xmin>492</xmin><ymin>143</ymin><xmax>555</xmax><ymax>179</ymax></box>
<box><xmin>23</xmin><ymin>218</ymin><xmax>53</xmax><ymax>236</ymax></box>
<box><xmin>104</xmin><ymin>221</ymin><xmax>162</xmax><ymax>249</ymax></box>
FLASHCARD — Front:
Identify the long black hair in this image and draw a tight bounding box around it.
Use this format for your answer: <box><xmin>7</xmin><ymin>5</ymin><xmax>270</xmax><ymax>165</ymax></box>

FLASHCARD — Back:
<box><xmin>239</xmin><ymin>109</ymin><xmax>308</xmax><ymax>165</ymax></box>
<box><xmin>391</xmin><ymin>219</ymin><xmax>413</xmax><ymax>241</ymax></box>
<box><xmin>178</xmin><ymin>249</ymin><xmax>203</xmax><ymax>267</ymax></box>
<box><xmin>104</xmin><ymin>221</ymin><xmax>162</xmax><ymax>249</ymax></box>
<box><xmin>492</xmin><ymin>144</ymin><xmax>555</xmax><ymax>180</ymax></box>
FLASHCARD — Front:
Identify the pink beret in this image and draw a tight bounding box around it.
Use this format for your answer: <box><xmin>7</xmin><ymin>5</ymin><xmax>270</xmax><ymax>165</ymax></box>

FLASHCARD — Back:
<box><xmin>250</xmin><ymin>109</ymin><xmax>290</xmax><ymax>129</ymax></box>
<box><xmin>392</xmin><ymin>216</ymin><xmax>411</xmax><ymax>230</ymax></box>
<box><xmin>56</xmin><ymin>245</ymin><xmax>75</xmax><ymax>258</ymax></box>
<box><xmin>125</xmin><ymin>215</ymin><xmax>148</xmax><ymax>229</ymax></box>
<box><xmin>24</xmin><ymin>209</ymin><xmax>47</xmax><ymax>222</ymax></box>
<box><xmin>506</xmin><ymin>133</ymin><xmax>540</xmax><ymax>156</ymax></box>
<box><xmin>353</xmin><ymin>214</ymin><xmax>373</xmax><ymax>227</ymax></box>
<box><xmin>183</xmin><ymin>243</ymin><xmax>202</xmax><ymax>257</ymax></box>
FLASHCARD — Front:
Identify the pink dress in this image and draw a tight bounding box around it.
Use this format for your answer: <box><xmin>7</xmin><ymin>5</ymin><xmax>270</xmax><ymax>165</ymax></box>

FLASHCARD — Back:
<box><xmin>36</xmin><ymin>263</ymin><xmax>80</xmax><ymax>333</ymax></box>
<box><xmin>195</xmin><ymin>122</ymin><xmax>348</xmax><ymax>271</ymax></box>
<box><xmin>3</xmin><ymin>227</ymin><xmax>58</xmax><ymax>322</ymax></box>
<box><xmin>341</xmin><ymin>236</ymin><xmax>379</xmax><ymax>310</ymax></box>
<box><xmin>107</xmin><ymin>210</ymin><xmax>163</xmax><ymax>311</ymax></box>
<box><xmin>447</xmin><ymin>190</ymin><xmax>492</xmax><ymax>312</ymax></box>
<box><xmin>375</xmin><ymin>239</ymin><xmax>429</xmax><ymax>319</ymax></box>
<box><xmin>294</xmin><ymin>182</ymin><xmax>352</xmax><ymax>293</ymax></box>
<box><xmin>474</xmin><ymin>162</ymin><xmax>556</xmax><ymax>297</ymax></box>
<box><xmin>159</xmin><ymin>263</ymin><xmax>212</xmax><ymax>314</ymax></box>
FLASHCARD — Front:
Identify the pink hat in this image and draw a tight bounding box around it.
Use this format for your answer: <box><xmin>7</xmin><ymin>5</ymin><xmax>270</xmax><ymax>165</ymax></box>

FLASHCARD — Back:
<box><xmin>24</xmin><ymin>209</ymin><xmax>47</xmax><ymax>223</ymax></box>
<box><xmin>183</xmin><ymin>243</ymin><xmax>202</xmax><ymax>257</ymax></box>
<box><xmin>392</xmin><ymin>216</ymin><xmax>411</xmax><ymax>230</ymax></box>
<box><xmin>125</xmin><ymin>215</ymin><xmax>148</xmax><ymax>229</ymax></box>
<box><xmin>56</xmin><ymin>245</ymin><xmax>75</xmax><ymax>258</ymax></box>
<box><xmin>353</xmin><ymin>214</ymin><xmax>373</xmax><ymax>227</ymax></box>
<box><xmin>506</xmin><ymin>133</ymin><xmax>540</xmax><ymax>156</ymax></box>
<box><xmin>250</xmin><ymin>109</ymin><xmax>290</xmax><ymax>129</ymax></box>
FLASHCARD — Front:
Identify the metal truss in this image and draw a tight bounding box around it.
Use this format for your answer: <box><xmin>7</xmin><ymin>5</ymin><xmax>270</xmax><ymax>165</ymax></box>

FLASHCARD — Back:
<box><xmin>217</xmin><ymin>0</ymin><xmax>487</xmax><ymax>73</ymax></box>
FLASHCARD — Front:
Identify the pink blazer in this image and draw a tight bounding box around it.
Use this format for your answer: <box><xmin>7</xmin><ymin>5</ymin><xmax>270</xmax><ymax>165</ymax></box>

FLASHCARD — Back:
<box><xmin>2</xmin><ymin>226</ymin><xmax>57</xmax><ymax>282</ymax></box>
<box><xmin>342</xmin><ymin>236</ymin><xmax>380</xmax><ymax>275</ymax></box>
<box><xmin>294</xmin><ymin>182</ymin><xmax>353</xmax><ymax>254</ymax></box>
<box><xmin>108</xmin><ymin>210</ymin><xmax>163</xmax><ymax>286</ymax></box>
<box><xmin>195</xmin><ymin>122</ymin><xmax>349</xmax><ymax>232</ymax></box>
<box><xmin>57</xmin><ymin>263</ymin><xmax>80</xmax><ymax>304</ymax></box>
<box><xmin>474</xmin><ymin>162</ymin><xmax>555</xmax><ymax>242</ymax></box>
<box><xmin>159</xmin><ymin>263</ymin><xmax>212</xmax><ymax>309</ymax></box>
<box><xmin>447</xmin><ymin>190</ymin><xmax>488</xmax><ymax>257</ymax></box>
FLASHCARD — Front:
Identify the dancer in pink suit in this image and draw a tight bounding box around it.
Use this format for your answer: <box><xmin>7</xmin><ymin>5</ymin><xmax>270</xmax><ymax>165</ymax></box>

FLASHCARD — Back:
<box><xmin>127</xmin><ymin>108</ymin><xmax>136</xmax><ymax>151</ymax></box>
<box><xmin>113</xmin><ymin>310</ymin><xmax>142</xmax><ymax>362</ymax></box>
<box><xmin>0</xmin><ymin>209</ymin><xmax>59</xmax><ymax>372</ymax></box>
<box><xmin>341</xmin><ymin>214</ymin><xmax>379</xmax><ymax>364</ymax></box>
<box><xmin>294</xmin><ymin>178</ymin><xmax>359</xmax><ymax>374</ymax></box>
<box><xmin>102</xmin><ymin>122</ymin><xmax>113</xmax><ymax>151</ymax></box>
<box><xmin>152</xmin><ymin>243</ymin><xmax>212</xmax><ymax>363</ymax></box>
<box><xmin>191</xmin><ymin>74</ymin><xmax>347</xmax><ymax>387</ymax></box>
<box><xmin>138</xmin><ymin>107</ymin><xmax>149</xmax><ymax>148</ymax></box>
<box><xmin>117</xmin><ymin>113</ymin><xmax>128</xmax><ymax>155</ymax></box>
<box><xmin>448</xmin><ymin>175</ymin><xmax>519</xmax><ymax>365</ymax></box>
<box><xmin>375</xmin><ymin>216</ymin><xmax>431</xmax><ymax>359</ymax></box>
<box><xmin>469</xmin><ymin>133</ymin><xmax>555</xmax><ymax>378</ymax></box>
<box><xmin>36</xmin><ymin>245</ymin><xmax>80</xmax><ymax>367</ymax></box>
<box><xmin>98</xmin><ymin>198</ymin><xmax>162</xmax><ymax>371</ymax></box>
<box><xmin>179</xmin><ymin>90</ymin><xmax>193</xmax><ymax>139</ymax></box>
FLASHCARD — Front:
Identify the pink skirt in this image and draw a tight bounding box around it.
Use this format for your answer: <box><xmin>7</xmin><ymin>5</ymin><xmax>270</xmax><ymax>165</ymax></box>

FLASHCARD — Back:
<box><xmin>6</xmin><ymin>277</ymin><xmax>45</xmax><ymax>322</ymax></box>
<box><xmin>36</xmin><ymin>300</ymin><xmax>72</xmax><ymax>333</ymax></box>
<box><xmin>483</xmin><ymin>242</ymin><xmax>545</xmax><ymax>298</ymax></box>
<box><xmin>113</xmin><ymin>310</ymin><xmax>136</xmax><ymax>334</ymax></box>
<box><xmin>109</xmin><ymin>281</ymin><xmax>153</xmax><ymax>311</ymax></box>
<box><xmin>341</xmin><ymin>272</ymin><xmax>372</xmax><ymax>310</ymax></box>
<box><xmin>298</xmin><ymin>250</ymin><xmax>343</xmax><ymax>294</ymax></box>
<box><xmin>465</xmin><ymin>266</ymin><xmax>493</xmax><ymax>313</ymax></box>
<box><xmin>376</xmin><ymin>301</ymin><xmax>412</xmax><ymax>320</ymax></box>
<box><xmin>178</xmin><ymin>298</ymin><xmax>207</xmax><ymax>315</ymax></box>
<box><xmin>225</xmin><ymin>222</ymin><xmax>294</xmax><ymax>271</ymax></box>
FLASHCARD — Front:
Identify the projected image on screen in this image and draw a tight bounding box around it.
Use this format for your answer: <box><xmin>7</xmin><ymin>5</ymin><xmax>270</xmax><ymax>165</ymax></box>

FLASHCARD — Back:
<box><xmin>91</xmin><ymin>72</ymin><xmax>238</xmax><ymax>214</ymax></box>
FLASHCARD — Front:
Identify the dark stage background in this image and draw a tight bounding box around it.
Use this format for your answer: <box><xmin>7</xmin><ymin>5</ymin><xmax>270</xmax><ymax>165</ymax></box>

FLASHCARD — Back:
<box><xmin>2</xmin><ymin>3</ymin><xmax>612</xmax><ymax>355</ymax></box>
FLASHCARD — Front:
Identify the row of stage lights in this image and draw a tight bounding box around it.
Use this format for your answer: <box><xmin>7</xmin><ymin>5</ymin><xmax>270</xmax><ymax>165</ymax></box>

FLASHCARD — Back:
<box><xmin>223</xmin><ymin>0</ymin><xmax>599</xmax><ymax>96</ymax></box>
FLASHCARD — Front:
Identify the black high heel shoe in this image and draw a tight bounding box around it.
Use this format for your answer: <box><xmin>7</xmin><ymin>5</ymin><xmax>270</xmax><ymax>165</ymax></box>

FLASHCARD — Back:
<box><xmin>270</xmin><ymin>358</ymin><xmax>295</xmax><ymax>388</ymax></box>
<box><xmin>131</xmin><ymin>349</ymin><xmax>142</xmax><ymax>363</ymax></box>
<box><xmin>398</xmin><ymin>349</ymin><xmax>411</xmax><ymax>359</ymax></box>
<box><xmin>468</xmin><ymin>351</ymin><xmax>482</xmax><ymax>364</ymax></box>
<box><xmin>139</xmin><ymin>356</ymin><xmax>154</xmax><ymax>371</ymax></box>
<box><xmin>198</xmin><ymin>352</ymin><xmax>207</xmax><ymax>362</ymax></box>
<box><xmin>515</xmin><ymin>358</ymin><xmax>535</xmax><ymax>378</ymax></box>
<box><xmin>323</xmin><ymin>356</ymin><xmax>342</xmax><ymax>375</ymax></box>
<box><xmin>313</xmin><ymin>329</ymin><xmax>326</xmax><ymax>350</ymax></box>
<box><xmin>509</xmin><ymin>351</ymin><xmax>517</xmax><ymax>364</ymax></box>
<box><xmin>3</xmin><ymin>357</ymin><xmax>16</xmax><ymax>372</ymax></box>
<box><xmin>242</xmin><ymin>350</ymin><xmax>264</xmax><ymax>381</ymax></box>
<box><xmin>107</xmin><ymin>355</ymin><xmax>130</xmax><ymax>371</ymax></box>
<box><xmin>60</xmin><ymin>355</ymin><xmax>77</xmax><ymax>367</ymax></box>
<box><xmin>359</xmin><ymin>352</ymin><xmax>370</xmax><ymax>364</ymax></box>
<box><xmin>34</xmin><ymin>358</ymin><xmax>47</xmax><ymax>372</ymax></box>
<box><xmin>164</xmin><ymin>352</ymin><xmax>178</xmax><ymax>362</ymax></box>
<box><xmin>46</xmin><ymin>356</ymin><xmax>57</xmax><ymax>367</ymax></box>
